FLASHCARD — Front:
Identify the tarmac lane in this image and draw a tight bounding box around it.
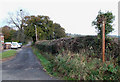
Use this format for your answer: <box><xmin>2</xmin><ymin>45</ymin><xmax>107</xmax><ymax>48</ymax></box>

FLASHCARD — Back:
<box><xmin>2</xmin><ymin>47</ymin><xmax>56</xmax><ymax>80</ymax></box>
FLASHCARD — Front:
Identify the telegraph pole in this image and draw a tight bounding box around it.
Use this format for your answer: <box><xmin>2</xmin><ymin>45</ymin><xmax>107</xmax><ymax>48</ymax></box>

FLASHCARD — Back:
<box><xmin>102</xmin><ymin>19</ymin><xmax>105</xmax><ymax>63</ymax></box>
<box><xmin>35</xmin><ymin>25</ymin><xmax>38</xmax><ymax>41</ymax></box>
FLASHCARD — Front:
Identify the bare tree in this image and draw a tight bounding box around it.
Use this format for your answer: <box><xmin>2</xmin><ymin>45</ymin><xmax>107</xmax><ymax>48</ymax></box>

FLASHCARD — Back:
<box><xmin>8</xmin><ymin>9</ymin><xmax>29</xmax><ymax>30</ymax></box>
<box><xmin>7</xmin><ymin>9</ymin><xmax>29</xmax><ymax>42</ymax></box>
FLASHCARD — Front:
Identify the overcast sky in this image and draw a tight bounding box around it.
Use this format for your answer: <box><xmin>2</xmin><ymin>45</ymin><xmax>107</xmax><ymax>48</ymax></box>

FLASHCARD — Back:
<box><xmin>0</xmin><ymin>0</ymin><xmax>119</xmax><ymax>35</ymax></box>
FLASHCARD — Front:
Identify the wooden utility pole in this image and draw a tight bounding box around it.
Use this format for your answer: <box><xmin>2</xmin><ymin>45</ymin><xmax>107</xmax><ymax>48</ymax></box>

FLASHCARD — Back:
<box><xmin>35</xmin><ymin>25</ymin><xmax>38</xmax><ymax>41</ymax></box>
<box><xmin>102</xmin><ymin>20</ymin><xmax>105</xmax><ymax>62</ymax></box>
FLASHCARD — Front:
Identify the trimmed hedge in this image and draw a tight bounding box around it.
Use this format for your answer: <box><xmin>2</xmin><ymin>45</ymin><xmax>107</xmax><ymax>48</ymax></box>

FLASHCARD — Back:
<box><xmin>35</xmin><ymin>36</ymin><xmax>119</xmax><ymax>61</ymax></box>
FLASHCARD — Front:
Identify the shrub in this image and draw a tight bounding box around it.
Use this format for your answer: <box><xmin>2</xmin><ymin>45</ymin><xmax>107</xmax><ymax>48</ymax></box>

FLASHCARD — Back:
<box><xmin>34</xmin><ymin>36</ymin><xmax>120</xmax><ymax>80</ymax></box>
<box><xmin>53</xmin><ymin>52</ymin><xmax>120</xmax><ymax>80</ymax></box>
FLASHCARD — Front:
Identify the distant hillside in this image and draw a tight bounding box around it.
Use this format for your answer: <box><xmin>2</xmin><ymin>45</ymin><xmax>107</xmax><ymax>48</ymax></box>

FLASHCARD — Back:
<box><xmin>66</xmin><ymin>33</ymin><xmax>97</xmax><ymax>37</ymax></box>
<box><xmin>66</xmin><ymin>33</ymin><xmax>82</xmax><ymax>37</ymax></box>
<box><xmin>108</xmin><ymin>35</ymin><xmax>120</xmax><ymax>38</ymax></box>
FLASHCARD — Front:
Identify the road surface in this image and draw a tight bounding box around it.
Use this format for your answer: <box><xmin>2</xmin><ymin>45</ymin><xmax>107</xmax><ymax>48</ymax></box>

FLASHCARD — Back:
<box><xmin>2</xmin><ymin>46</ymin><xmax>57</xmax><ymax>80</ymax></box>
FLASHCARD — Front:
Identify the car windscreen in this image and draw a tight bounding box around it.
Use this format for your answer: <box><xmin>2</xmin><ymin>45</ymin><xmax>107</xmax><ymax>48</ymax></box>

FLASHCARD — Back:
<box><xmin>12</xmin><ymin>43</ymin><xmax>17</xmax><ymax>46</ymax></box>
<box><xmin>19</xmin><ymin>43</ymin><xmax>22</xmax><ymax>45</ymax></box>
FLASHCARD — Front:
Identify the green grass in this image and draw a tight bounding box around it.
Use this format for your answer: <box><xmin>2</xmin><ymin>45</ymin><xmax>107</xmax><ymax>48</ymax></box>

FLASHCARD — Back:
<box><xmin>0</xmin><ymin>50</ymin><xmax>17</xmax><ymax>59</ymax></box>
<box><xmin>32</xmin><ymin>47</ymin><xmax>53</xmax><ymax>74</ymax></box>
<box><xmin>32</xmin><ymin>47</ymin><xmax>74</xmax><ymax>80</ymax></box>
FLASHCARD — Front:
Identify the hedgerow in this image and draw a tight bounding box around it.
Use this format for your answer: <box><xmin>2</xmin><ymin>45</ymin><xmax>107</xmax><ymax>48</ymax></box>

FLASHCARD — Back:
<box><xmin>34</xmin><ymin>36</ymin><xmax>120</xmax><ymax>80</ymax></box>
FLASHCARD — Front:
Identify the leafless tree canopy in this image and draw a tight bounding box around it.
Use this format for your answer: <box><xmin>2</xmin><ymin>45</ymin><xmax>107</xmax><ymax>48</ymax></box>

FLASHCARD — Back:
<box><xmin>8</xmin><ymin>9</ymin><xmax>29</xmax><ymax>30</ymax></box>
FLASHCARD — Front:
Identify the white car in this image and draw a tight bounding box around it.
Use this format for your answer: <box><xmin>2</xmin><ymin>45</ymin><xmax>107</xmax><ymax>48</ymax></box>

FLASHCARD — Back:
<box><xmin>18</xmin><ymin>43</ymin><xmax>22</xmax><ymax>47</ymax></box>
<box><xmin>5</xmin><ymin>42</ymin><xmax>11</xmax><ymax>44</ymax></box>
<box><xmin>11</xmin><ymin>42</ymin><xmax>21</xmax><ymax>49</ymax></box>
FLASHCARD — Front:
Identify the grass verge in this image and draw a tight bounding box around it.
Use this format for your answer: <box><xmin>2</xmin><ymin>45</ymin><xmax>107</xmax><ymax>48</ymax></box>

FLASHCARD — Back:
<box><xmin>0</xmin><ymin>50</ymin><xmax>17</xmax><ymax>59</ymax></box>
<box><xmin>32</xmin><ymin>47</ymin><xmax>60</xmax><ymax>78</ymax></box>
<box><xmin>32</xmin><ymin>47</ymin><xmax>81</xmax><ymax>80</ymax></box>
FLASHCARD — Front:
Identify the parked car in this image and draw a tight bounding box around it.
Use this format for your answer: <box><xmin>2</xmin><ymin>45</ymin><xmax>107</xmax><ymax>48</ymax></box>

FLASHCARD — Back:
<box><xmin>18</xmin><ymin>43</ymin><xmax>22</xmax><ymax>47</ymax></box>
<box><xmin>11</xmin><ymin>42</ymin><xmax>21</xmax><ymax>49</ymax></box>
<box><xmin>4</xmin><ymin>42</ymin><xmax>11</xmax><ymax>49</ymax></box>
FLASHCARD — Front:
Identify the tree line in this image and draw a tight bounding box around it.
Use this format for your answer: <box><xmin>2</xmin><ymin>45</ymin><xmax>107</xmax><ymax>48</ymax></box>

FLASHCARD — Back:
<box><xmin>1</xmin><ymin>9</ymin><xmax>115</xmax><ymax>43</ymax></box>
<box><xmin>2</xmin><ymin>9</ymin><xmax>66</xmax><ymax>43</ymax></box>
<box><xmin>23</xmin><ymin>15</ymin><xmax>66</xmax><ymax>42</ymax></box>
